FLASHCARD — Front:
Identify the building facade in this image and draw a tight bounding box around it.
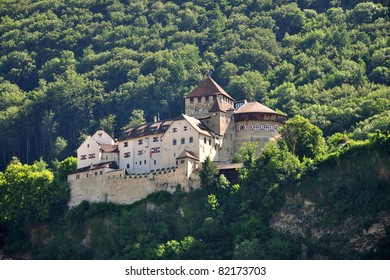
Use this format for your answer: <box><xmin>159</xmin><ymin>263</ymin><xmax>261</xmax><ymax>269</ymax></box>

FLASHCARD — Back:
<box><xmin>68</xmin><ymin>77</ymin><xmax>288</xmax><ymax>207</ymax></box>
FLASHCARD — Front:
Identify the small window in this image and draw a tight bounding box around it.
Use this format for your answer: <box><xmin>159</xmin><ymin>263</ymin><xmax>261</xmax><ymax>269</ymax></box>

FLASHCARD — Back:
<box><xmin>95</xmin><ymin>172</ymin><xmax>98</xmax><ymax>176</ymax></box>
<box><xmin>139</xmin><ymin>161</ymin><xmax>142</xmax><ymax>165</ymax></box>
<box><xmin>205</xmin><ymin>96</ymin><xmax>209</xmax><ymax>102</ymax></box>
<box><xmin>154</xmin><ymin>160</ymin><xmax>157</xmax><ymax>165</ymax></box>
<box><xmin>184</xmin><ymin>126</ymin><xmax>188</xmax><ymax>131</ymax></box>
<box><xmin>138</xmin><ymin>139</ymin><xmax>143</xmax><ymax>145</ymax></box>
<box><xmin>127</xmin><ymin>163</ymin><xmax>130</xmax><ymax>168</ymax></box>
<box><xmin>172</xmin><ymin>128</ymin><xmax>177</xmax><ymax>133</ymax></box>
<box><xmin>124</xmin><ymin>152</ymin><xmax>131</xmax><ymax>158</ymax></box>
<box><xmin>264</xmin><ymin>124</ymin><xmax>270</xmax><ymax>131</ymax></box>
<box><xmin>138</xmin><ymin>150</ymin><xmax>143</xmax><ymax>155</ymax></box>
<box><xmin>87</xmin><ymin>144</ymin><xmax>90</xmax><ymax>148</ymax></box>
<box><xmin>86</xmin><ymin>174</ymin><xmax>89</xmax><ymax>178</ymax></box>
<box><xmin>181</xmin><ymin>138</ymin><xmax>185</xmax><ymax>144</ymax></box>
<box><xmin>198</xmin><ymin>97</ymin><xmax>201</xmax><ymax>103</ymax></box>
<box><xmin>190</xmin><ymin>97</ymin><xmax>194</xmax><ymax>104</ymax></box>
<box><xmin>76</xmin><ymin>174</ymin><xmax>80</xmax><ymax>180</ymax></box>
<box><xmin>274</xmin><ymin>125</ymin><xmax>278</xmax><ymax>131</ymax></box>
<box><xmin>153</xmin><ymin>136</ymin><xmax>159</xmax><ymax>142</ymax></box>
<box><xmin>209</xmin><ymin>139</ymin><xmax>211</xmax><ymax>145</ymax></box>
<box><xmin>173</xmin><ymin>139</ymin><xmax>177</xmax><ymax>146</ymax></box>
<box><xmin>204</xmin><ymin>137</ymin><xmax>207</xmax><ymax>144</ymax></box>
<box><xmin>124</xmin><ymin>142</ymin><xmax>128</xmax><ymax>147</ymax></box>
<box><xmin>81</xmin><ymin>155</ymin><xmax>86</xmax><ymax>160</ymax></box>
<box><xmin>144</xmin><ymin>160</ymin><xmax>146</xmax><ymax>164</ymax></box>
<box><xmin>100</xmin><ymin>171</ymin><xmax>103</xmax><ymax>175</ymax></box>
<box><xmin>88</xmin><ymin>153</ymin><xmax>95</xmax><ymax>159</ymax></box>
<box><xmin>181</xmin><ymin>160</ymin><xmax>185</xmax><ymax>164</ymax></box>
<box><xmin>189</xmin><ymin>136</ymin><xmax>193</xmax><ymax>143</ymax></box>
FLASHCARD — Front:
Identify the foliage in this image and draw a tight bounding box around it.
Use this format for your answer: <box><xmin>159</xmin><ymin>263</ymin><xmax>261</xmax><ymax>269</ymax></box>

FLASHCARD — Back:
<box><xmin>199</xmin><ymin>156</ymin><xmax>218</xmax><ymax>188</ymax></box>
<box><xmin>280</xmin><ymin>115</ymin><xmax>328</xmax><ymax>160</ymax></box>
<box><xmin>0</xmin><ymin>159</ymin><xmax>57</xmax><ymax>224</ymax></box>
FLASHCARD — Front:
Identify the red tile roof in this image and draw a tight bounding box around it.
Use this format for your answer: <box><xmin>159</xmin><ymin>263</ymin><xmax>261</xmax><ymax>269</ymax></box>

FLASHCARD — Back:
<box><xmin>186</xmin><ymin>77</ymin><xmax>235</xmax><ymax>101</ymax></box>
<box><xmin>209</xmin><ymin>98</ymin><xmax>226</xmax><ymax>113</ymax></box>
<box><xmin>234</xmin><ymin>101</ymin><xmax>278</xmax><ymax>114</ymax></box>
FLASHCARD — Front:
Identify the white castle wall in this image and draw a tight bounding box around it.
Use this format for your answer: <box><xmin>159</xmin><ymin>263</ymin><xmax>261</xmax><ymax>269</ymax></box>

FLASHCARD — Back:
<box><xmin>68</xmin><ymin>161</ymin><xmax>200</xmax><ymax>207</ymax></box>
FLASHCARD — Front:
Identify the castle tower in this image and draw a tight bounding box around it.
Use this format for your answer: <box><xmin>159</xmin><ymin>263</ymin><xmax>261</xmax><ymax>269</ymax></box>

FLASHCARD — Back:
<box><xmin>184</xmin><ymin>77</ymin><xmax>235</xmax><ymax>119</ymax></box>
<box><xmin>233</xmin><ymin>101</ymin><xmax>288</xmax><ymax>154</ymax></box>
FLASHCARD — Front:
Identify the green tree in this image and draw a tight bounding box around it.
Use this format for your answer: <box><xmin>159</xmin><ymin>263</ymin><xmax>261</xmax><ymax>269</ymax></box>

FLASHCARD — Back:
<box><xmin>122</xmin><ymin>109</ymin><xmax>145</xmax><ymax>130</ymax></box>
<box><xmin>280</xmin><ymin>115</ymin><xmax>328</xmax><ymax>160</ymax></box>
<box><xmin>199</xmin><ymin>156</ymin><xmax>218</xmax><ymax>188</ymax></box>
<box><xmin>0</xmin><ymin>159</ymin><xmax>55</xmax><ymax>223</ymax></box>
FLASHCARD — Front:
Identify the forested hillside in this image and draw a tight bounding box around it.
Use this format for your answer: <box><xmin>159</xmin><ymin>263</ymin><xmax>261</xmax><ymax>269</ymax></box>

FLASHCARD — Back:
<box><xmin>0</xmin><ymin>0</ymin><xmax>389</xmax><ymax>169</ymax></box>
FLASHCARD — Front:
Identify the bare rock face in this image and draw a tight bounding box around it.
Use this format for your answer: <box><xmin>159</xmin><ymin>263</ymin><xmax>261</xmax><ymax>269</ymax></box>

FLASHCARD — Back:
<box><xmin>270</xmin><ymin>194</ymin><xmax>390</xmax><ymax>259</ymax></box>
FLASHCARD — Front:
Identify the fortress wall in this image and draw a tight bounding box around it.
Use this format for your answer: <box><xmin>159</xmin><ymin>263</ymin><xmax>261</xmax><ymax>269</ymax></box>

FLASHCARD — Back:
<box><xmin>68</xmin><ymin>165</ymin><xmax>200</xmax><ymax>207</ymax></box>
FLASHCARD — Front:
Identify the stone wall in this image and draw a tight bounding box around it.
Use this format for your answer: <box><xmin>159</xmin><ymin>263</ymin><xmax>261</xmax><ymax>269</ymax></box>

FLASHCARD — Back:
<box><xmin>68</xmin><ymin>164</ymin><xmax>200</xmax><ymax>207</ymax></box>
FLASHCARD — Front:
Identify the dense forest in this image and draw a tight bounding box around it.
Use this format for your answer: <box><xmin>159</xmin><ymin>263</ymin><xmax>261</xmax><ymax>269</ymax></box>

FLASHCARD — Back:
<box><xmin>0</xmin><ymin>0</ymin><xmax>389</xmax><ymax>259</ymax></box>
<box><xmin>0</xmin><ymin>0</ymin><xmax>389</xmax><ymax>169</ymax></box>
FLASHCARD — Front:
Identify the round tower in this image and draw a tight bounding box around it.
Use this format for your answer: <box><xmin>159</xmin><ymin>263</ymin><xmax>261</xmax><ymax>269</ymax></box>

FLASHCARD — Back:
<box><xmin>233</xmin><ymin>101</ymin><xmax>287</xmax><ymax>153</ymax></box>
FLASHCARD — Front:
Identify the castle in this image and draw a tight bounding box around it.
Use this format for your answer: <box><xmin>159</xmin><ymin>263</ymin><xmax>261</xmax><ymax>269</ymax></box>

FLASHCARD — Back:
<box><xmin>68</xmin><ymin>77</ymin><xmax>287</xmax><ymax>207</ymax></box>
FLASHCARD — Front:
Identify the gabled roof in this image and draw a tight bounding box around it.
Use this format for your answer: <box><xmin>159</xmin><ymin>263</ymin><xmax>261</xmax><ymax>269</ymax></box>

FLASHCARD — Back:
<box><xmin>177</xmin><ymin>150</ymin><xmax>199</xmax><ymax>161</ymax></box>
<box><xmin>234</xmin><ymin>101</ymin><xmax>279</xmax><ymax>115</ymax></box>
<box><xmin>99</xmin><ymin>144</ymin><xmax>119</xmax><ymax>153</ymax></box>
<box><xmin>69</xmin><ymin>161</ymin><xmax>119</xmax><ymax>175</ymax></box>
<box><xmin>209</xmin><ymin>98</ymin><xmax>226</xmax><ymax>113</ymax></box>
<box><xmin>119</xmin><ymin>119</ymin><xmax>173</xmax><ymax>141</ymax></box>
<box><xmin>181</xmin><ymin>114</ymin><xmax>214</xmax><ymax>137</ymax></box>
<box><xmin>186</xmin><ymin>77</ymin><xmax>235</xmax><ymax>101</ymax></box>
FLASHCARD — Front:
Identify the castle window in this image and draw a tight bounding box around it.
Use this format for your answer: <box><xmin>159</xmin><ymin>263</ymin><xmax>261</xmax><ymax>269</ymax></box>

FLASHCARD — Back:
<box><xmin>86</xmin><ymin>174</ymin><xmax>89</xmax><ymax>178</ymax></box>
<box><xmin>253</xmin><ymin>124</ymin><xmax>260</xmax><ymax>130</ymax></box>
<box><xmin>204</xmin><ymin>137</ymin><xmax>206</xmax><ymax>144</ymax></box>
<box><xmin>138</xmin><ymin>139</ymin><xmax>143</xmax><ymax>145</ymax></box>
<box><xmin>264</xmin><ymin>125</ymin><xmax>270</xmax><ymax>131</ymax></box>
<box><xmin>124</xmin><ymin>142</ymin><xmax>128</xmax><ymax>147</ymax></box>
<box><xmin>145</xmin><ymin>138</ymin><xmax>149</xmax><ymax>147</ymax></box>
<box><xmin>184</xmin><ymin>126</ymin><xmax>188</xmax><ymax>131</ymax></box>
<box><xmin>76</xmin><ymin>174</ymin><xmax>80</xmax><ymax>180</ymax></box>
<box><xmin>88</xmin><ymin>153</ymin><xmax>95</xmax><ymax>159</ymax></box>
<box><xmin>198</xmin><ymin>97</ymin><xmax>201</xmax><ymax>103</ymax></box>
<box><xmin>153</xmin><ymin>136</ymin><xmax>159</xmax><ymax>142</ymax></box>
<box><xmin>189</xmin><ymin>136</ymin><xmax>193</xmax><ymax>143</ymax></box>
<box><xmin>87</xmin><ymin>144</ymin><xmax>90</xmax><ymax>148</ymax></box>
<box><xmin>154</xmin><ymin>160</ymin><xmax>157</xmax><ymax>165</ymax></box>
<box><xmin>173</xmin><ymin>139</ymin><xmax>177</xmax><ymax>146</ymax></box>
<box><xmin>209</xmin><ymin>139</ymin><xmax>211</xmax><ymax>145</ymax></box>
<box><xmin>181</xmin><ymin>138</ymin><xmax>185</xmax><ymax>144</ymax></box>
<box><xmin>144</xmin><ymin>160</ymin><xmax>146</xmax><ymax>164</ymax></box>
<box><xmin>81</xmin><ymin>155</ymin><xmax>86</xmax><ymax>160</ymax></box>
<box><xmin>124</xmin><ymin>152</ymin><xmax>131</xmax><ymax>158</ymax></box>
<box><xmin>138</xmin><ymin>150</ymin><xmax>143</xmax><ymax>155</ymax></box>
<box><xmin>274</xmin><ymin>125</ymin><xmax>278</xmax><ymax>131</ymax></box>
<box><xmin>205</xmin><ymin>96</ymin><xmax>209</xmax><ymax>102</ymax></box>
<box><xmin>190</xmin><ymin>97</ymin><xmax>194</xmax><ymax>104</ymax></box>
<box><xmin>150</xmin><ymin>127</ymin><xmax>157</xmax><ymax>132</ymax></box>
<box><xmin>172</xmin><ymin>128</ymin><xmax>177</xmax><ymax>133</ymax></box>
<box><xmin>100</xmin><ymin>171</ymin><xmax>103</xmax><ymax>175</ymax></box>
<box><xmin>181</xmin><ymin>160</ymin><xmax>185</xmax><ymax>164</ymax></box>
<box><xmin>140</xmin><ymin>161</ymin><xmax>142</xmax><ymax>165</ymax></box>
<box><xmin>95</xmin><ymin>172</ymin><xmax>98</xmax><ymax>176</ymax></box>
<box><xmin>127</xmin><ymin>163</ymin><xmax>130</xmax><ymax>169</ymax></box>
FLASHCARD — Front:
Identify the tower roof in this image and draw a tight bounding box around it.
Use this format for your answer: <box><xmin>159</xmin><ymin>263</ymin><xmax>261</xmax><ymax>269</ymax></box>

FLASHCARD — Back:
<box><xmin>234</xmin><ymin>101</ymin><xmax>279</xmax><ymax>115</ymax></box>
<box><xmin>209</xmin><ymin>98</ymin><xmax>226</xmax><ymax>113</ymax></box>
<box><xmin>186</xmin><ymin>77</ymin><xmax>235</xmax><ymax>101</ymax></box>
